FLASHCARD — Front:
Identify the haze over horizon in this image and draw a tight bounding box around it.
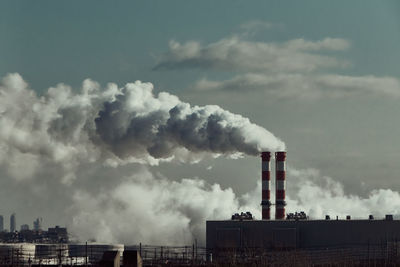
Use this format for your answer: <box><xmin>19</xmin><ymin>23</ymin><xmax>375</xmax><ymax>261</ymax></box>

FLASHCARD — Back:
<box><xmin>1</xmin><ymin>0</ymin><xmax>400</xmax><ymax>245</ymax></box>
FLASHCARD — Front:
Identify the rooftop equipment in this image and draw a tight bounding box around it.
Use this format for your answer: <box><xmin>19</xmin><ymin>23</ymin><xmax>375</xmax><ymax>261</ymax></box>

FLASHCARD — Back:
<box><xmin>231</xmin><ymin>212</ymin><xmax>254</xmax><ymax>221</ymax></box>
<box><xmin>286</xmin><ymin>211</ymin><xmax>307</xmax><ymax>220</ymax></box>
<box><xmin>386</xmin><ymin>214</ymin><xmax>393</xmax><ymax>221</ymax></box>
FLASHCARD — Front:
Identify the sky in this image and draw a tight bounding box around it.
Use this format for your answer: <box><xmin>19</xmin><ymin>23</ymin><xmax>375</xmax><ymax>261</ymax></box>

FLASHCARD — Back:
<box><xmin>1</xmin><ymin>0</ymin><xmax>400</xmax><ymax>245</ymax></box>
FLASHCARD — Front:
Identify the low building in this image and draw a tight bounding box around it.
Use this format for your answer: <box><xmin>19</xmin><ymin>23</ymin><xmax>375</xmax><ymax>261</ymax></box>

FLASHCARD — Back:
<box><xmin>207</xmin><ymin>217</ymin><xmax>400</xmax><ymax>263</ymax></box>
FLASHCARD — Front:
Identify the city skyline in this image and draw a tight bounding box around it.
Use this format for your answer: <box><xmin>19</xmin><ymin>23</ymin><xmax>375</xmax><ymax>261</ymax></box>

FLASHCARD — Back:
<box><xmin>0</xmin><ymin>213</ymin><xmax>46</xmax><ymax>232</ymax></box>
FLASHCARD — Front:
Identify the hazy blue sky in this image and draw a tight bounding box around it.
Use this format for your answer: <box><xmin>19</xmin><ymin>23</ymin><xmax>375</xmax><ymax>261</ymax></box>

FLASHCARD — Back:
<box><xmin>1</xmin><ymin>1</ymin><xmax>400</xmax><ymax>238</ymax></box>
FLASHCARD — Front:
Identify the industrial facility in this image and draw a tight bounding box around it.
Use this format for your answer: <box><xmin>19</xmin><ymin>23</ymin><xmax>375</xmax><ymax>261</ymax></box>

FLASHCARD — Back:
<box><xmin>2</xmin><ymin>152</ymin><xmax>400</xmax><ymax>266</ymax></box>
<box><xmin>206</xmin><ymin>151</ymin><xmax>400</xmax><ymax>265</ymax></box>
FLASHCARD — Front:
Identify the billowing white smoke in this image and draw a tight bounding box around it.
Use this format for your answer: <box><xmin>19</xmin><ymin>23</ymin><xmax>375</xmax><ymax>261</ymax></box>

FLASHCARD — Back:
<box><xmin>94</xmin><ymin>81</ymin><xmax>285</xmax><ymax>164</ymax></box>
<box><xmin>2</xmin><ymin>73</ymin><xmax>400</xmax><ymax>246</ymax></box>
<box><xmin>69</xmin><ymin>168</ymin><xmax>257</xmax><ymax>245</ymax></box>
<box><xmin>286</xmin><ymin>168</ymin><xmax>400</xmax><ymax>219</ymax></box>
<box><xmin>0</xmin><ymin>73</ymin><xmax>103</xmax><ymax>183</ymax></box>
<box><xmin>0</xmin><ymin>73</ymin><xmax>285</xmax><ymax>179</ymax></box>
<box><xmin>0</xmin><ymin>73</ymin><xmax>281</xmax><ymax>244</ymax></box>
<box><xmin>69</xmin><ymin>166</ymin><xmax>400</xmax><ymax>245</ymax></box>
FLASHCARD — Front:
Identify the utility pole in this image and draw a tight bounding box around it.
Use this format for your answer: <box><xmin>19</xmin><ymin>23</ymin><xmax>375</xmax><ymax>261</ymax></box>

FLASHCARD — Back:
<box><xmin>85</xmin><ymin>241</ymin><xmax>88</xmax><ymax>267</ymax></box>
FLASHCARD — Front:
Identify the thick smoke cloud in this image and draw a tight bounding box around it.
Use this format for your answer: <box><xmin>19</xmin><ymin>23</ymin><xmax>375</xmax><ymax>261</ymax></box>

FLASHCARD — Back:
<box><xmin>0</xmin><ymin>73</ymin><xmax>282</xmax><ymax>244</ymax></box>
<box><xmin>69</xmin><ymin>168</ymin><xmax>257</xmax><ymax>245</ymax></box>
<box><xmin>0</xmin><ymin>74</ymin><xmax>101</xmax><ymax>183</ymax></box>
<box><xmin>68</xmin><ymin>166</ymin><xmax>400</xmax><ymax>245</ymax></box>
<box><xmin>286</xmin><ymin>168</ymin><xmax>400</xmax><ymax>219</ymax></box>
<box><xmin>0</xmin><ymin>73</ymin><xmax>285</xmax><ymax>179</ymax></box>
<box><xmin>95</xmin><ymin>81</ymin><xmax>285</xmax><ymax>162</ymax></box>
<box><xmin>2</xmin><ymin>73</ymin><xmax>400</xmax><ymax>246</ymax></box>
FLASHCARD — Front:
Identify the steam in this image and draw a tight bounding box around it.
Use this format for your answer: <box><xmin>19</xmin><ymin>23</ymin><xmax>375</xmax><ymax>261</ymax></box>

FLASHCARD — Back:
<box><xmin>2</xmin><ymin>73</ymin><xmax>400</xmax><ymax>246</ymax></box>
<box><xmin>286</xmin><ymin>168</ymin><xmax>400</xmax><ymax>219</ymax></box>
<box><xmin>69</xmin><ymin>166</ymin><xmax>400</xmax><ymax>245</ymax></box>
<box><xmin>69</xmin><ymin>168</ymin><xmax>256</xmax><ymax>245</ymax></box>
<box><xmin>95</xmin><ymin>81</ymin><xmax>285</xmax><ymax>163</ymax></box>
<box><xmin>0</xmin><ymin>73</ymin><xmax>284</xmax><ymax>180</ymax></box>
<box><xmin>0</xmin><ymin>73</ymin><xmax>281</xmax><ymax>244</ymax></box>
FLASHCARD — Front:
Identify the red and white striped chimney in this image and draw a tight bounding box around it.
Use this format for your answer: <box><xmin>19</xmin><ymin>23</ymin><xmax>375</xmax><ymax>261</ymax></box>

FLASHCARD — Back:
<box><xmin>261</xmin><ymin>152</ymin><xmax>272</xmax><ymax>220</ymax></box>
<box><xmin>275</xmin><ymin>151</ymin><xmax>287</xmax><ymax>220</ymax></box>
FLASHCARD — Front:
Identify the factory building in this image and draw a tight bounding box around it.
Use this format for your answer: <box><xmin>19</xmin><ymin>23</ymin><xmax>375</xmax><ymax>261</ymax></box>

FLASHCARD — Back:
<box><xmin>207</xmin><ymin>218</ymin><xmax>400</xmax><ymax>250</ymax></box>
<box><xmin>207</xmin><ymin>151</ymin><xmax>400</xmax><ymax>263</ymax></box>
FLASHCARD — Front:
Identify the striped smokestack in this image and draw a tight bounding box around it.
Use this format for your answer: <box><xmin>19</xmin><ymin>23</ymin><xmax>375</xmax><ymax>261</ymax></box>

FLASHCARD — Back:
<box><xmin>261</xmin><ymin>152</ymin><xmax>272</xmax><ymax>220</ymax></box>
<box><xmin>275</xmin><ymin>151</ymin><xmax>286</xmax><ymax>220</ymax></box>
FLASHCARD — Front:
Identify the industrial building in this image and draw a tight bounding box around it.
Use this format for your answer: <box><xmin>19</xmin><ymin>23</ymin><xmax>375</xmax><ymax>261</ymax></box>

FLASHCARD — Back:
<box><xmin>207</xmin><ymin>218</ymin><xmax>400</xmax><ymax>250</ymax></box>
<box><xmin>206</xmin><ymin>151</ymin><xmax>400</xmax><ymax>264</ymax></box>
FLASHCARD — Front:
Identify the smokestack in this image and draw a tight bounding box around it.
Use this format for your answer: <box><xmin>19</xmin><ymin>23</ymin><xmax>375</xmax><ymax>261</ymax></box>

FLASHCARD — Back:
<box><xmin>261</xmin><ymin>152</ymin><xmax>272</xmax><ymax>220</ymax></box>
<box><xmin>275</xmin><ymin>151</ymin><xmax>286</xmax><ymax>220</ymax></box>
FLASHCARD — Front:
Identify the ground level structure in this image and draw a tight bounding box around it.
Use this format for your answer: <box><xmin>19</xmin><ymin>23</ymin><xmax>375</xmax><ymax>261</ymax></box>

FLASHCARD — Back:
<box><xmin>206</xmin><ymin>218</ymin><xmax>400</xmax><ymax>264</ymax></box>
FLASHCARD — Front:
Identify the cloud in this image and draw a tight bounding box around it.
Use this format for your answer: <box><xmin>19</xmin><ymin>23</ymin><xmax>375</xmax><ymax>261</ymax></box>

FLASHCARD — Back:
<box><xmin>3</xmin><ymin>73</ymin><xmax>400</xmax><ymax>246</ymax></box>
<box><xmin>240</xmin><ymin>167</ymin><xmax>400</xmax><ymax>221</ymax></box>
<box><xmin>286</xmin><ymin>168</ymin><xmax>400</xmax><ymax>219</ymax></box>
<box><xmin>0</xmin><ymin>74</ymin><xmax>104</xmax><ymax>182</ymax></box>
<box><xmin>0</xmin><ymin>73</ymin><xmax>282</xmax><ymax>244</ymax></box>
<box><xmin>95</xmin><ymin>80</ymin><xmax>285</xmax><ymax>163</ymax></box>
<box><xmin>66</xmin><ymin>164</ymin><xmax>400</xmax><ymax>246</ymax></box>
<box><xmin>153</xmin><ymin>36</ymin><xmax>350</xmax><ymax>73</ymax></box>
<box><xmin>154</xmin><ymin>33</ymin><xmax>400</xmax><ymax>100</ymax></box>
<box><xmin>194</xmin><ymin>73</ymin><xmax>400</xmax><ymax>99</ymax></box>
<box><xmin>69</xmin><ymin>168</ymin><xmax>259</xmax><ymax>245</ymax></box>
<box><xmin>0</xmin><ymin>73</ymin><xmax>285</xmax><ymax>183</ymax></box>
<box><xmin>68</xmin><ymin>165</ymin><xmax>400</xmax><ymax>245</ymax></box>
<box><xmin>65</xmin><ymin>165</ymin><xmax>400</xmax><ymax>245</ymax></box>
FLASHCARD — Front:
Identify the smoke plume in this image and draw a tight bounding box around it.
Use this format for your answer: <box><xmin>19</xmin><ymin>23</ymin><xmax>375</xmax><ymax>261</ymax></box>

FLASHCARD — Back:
<box><xmin>69</xmin><ymin>167</ymin><xmax>257</xmax><ymax>245</ymax></box>
<box><xmin>94</xmin><ymin>81</ymin><xmax>285</xmax><ymax>164</ymax></box>
<box><xmin>2</xmin><ymin>73</ymin><xmax>400</xmax><ymax>246</ymax></box>
<box><xmin>0</xmin><ymin>73</ymin><xmax>284</xmax><ymax>176</ymax></box>
<box><xmin>0</xmin><ymin>73</ymin><xmax>282</xmax><ymax>244</ymax></box>
<box><xmin>286</xmin><ymin>168</ymin><xmax>400</xmax><ymax>219</ymax></box>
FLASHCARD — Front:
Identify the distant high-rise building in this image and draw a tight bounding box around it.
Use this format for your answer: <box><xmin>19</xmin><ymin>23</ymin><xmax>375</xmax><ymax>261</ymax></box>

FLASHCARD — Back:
<box><xmin>10</xmin><ymin>213</ymin><xmax>16</xmax><ymax>232</ymax></box>
<box><xmin>0</xmin><ymin>215</ymin><xmax>3</xmax><ymax>232</ymax></box>
<box><xmin>33</xmin><ymin>217</ymin><xmax>43</xmax><ymax>231</ymax></box>
<box><xmin>20</xmin><ymin>224</ymin><xmax>29</xmax><ymax>231</ymax></box>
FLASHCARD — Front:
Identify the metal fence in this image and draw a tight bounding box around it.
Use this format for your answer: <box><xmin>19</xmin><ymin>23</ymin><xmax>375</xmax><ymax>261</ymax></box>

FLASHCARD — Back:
<box><xmin>0</xmin><ymin>243</ymin><xmax>207</xmax><ymax>266</ymax></box>
<box><xmin>211</xmin><ymin>242</ymin><xmax>400</xmax><ymax>266</ymax></box>
<box><xmin>126</xmin><ymin>244</ymin><xmax>207</xmax><ymax>266</ymax></box>
<box><xmin>2</xmin><ymin>243</ymin><xmax>400</xmax><ymax>266</ymax></box>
